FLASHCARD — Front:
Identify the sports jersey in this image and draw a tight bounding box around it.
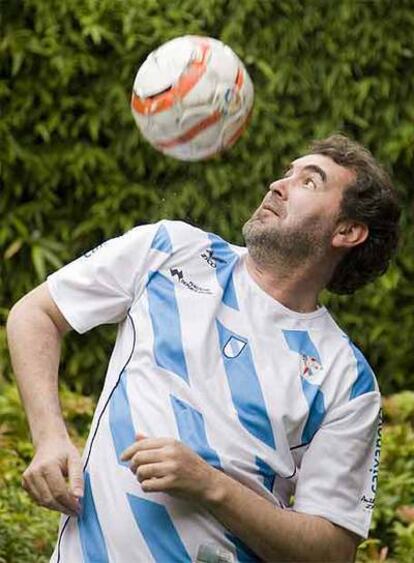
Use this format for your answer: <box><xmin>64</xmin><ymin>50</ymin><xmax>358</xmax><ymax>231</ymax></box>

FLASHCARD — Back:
<box><xmin>47</xmin><ymin>220</ymin><xmax>382</xmax><ymax>563</ymax></box>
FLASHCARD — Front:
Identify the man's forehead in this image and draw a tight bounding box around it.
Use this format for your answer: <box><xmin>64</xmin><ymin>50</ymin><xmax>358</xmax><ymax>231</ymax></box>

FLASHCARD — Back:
<box><xmin>291</xmin><ymin>153</ymin><xmax>336</xmax><ymax>169</ymax></box>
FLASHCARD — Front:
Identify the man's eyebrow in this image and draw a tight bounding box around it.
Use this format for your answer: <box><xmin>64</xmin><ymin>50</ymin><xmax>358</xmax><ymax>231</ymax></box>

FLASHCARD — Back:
<box><xmin>302</xmin><ymin>164</ymin><xmax>327</xmax><ymax>183</ymax></box>
<box><xmin>283</xmin><ymin>163</ymin><xmax>327</xmax><ymax>183</ymax></box>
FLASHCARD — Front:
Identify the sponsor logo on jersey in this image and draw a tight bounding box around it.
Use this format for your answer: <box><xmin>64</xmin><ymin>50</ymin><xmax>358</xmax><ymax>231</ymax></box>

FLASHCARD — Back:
<box><xmin>223</xmin><ymin>336</ymin><xmax>247</xmax><ymax>358</ymax></box>
<box><xmin>200</xmin><ymin>248</ymin><xmax>227</xmax><ymax>269</ymax></box>
<box><xmin>300</xmin><ymin>354</ymin><xmax>322</xmax><ymax>377</ymax></box>
<box><xmin>360</xmin><ymin>494</ymin><xmax>375</xmax><ymax>511</ymax></box>
<box><xmin>369</xmin><ymin>409</ymin><xmax>382</xmax><ymax>495</ymax></box>
<box><xmin>361</xmin><ymin>408</ymin><xmax>383</xmax><ymax>511</ymax></box>
<box><xmin>169</xmin><ymin>267</ymin><xmax>212</xmax><ymax>294</ymax></box>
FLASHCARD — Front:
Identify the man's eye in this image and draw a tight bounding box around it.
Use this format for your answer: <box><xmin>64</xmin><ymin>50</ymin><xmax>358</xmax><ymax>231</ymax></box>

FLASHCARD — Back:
<box><xmin>304</xmin><ymin>178</ymin><xmax>317</xmax><ymax>189</ymax></box>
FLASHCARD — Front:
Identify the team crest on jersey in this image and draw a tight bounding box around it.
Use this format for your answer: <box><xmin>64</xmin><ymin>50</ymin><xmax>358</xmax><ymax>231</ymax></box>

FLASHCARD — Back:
<box><xmin>223</xmin><ymin>336</ymin><xmax>247</xmax><ymax>358</ymax></box>
<box><xmin>300</xmin><ymin>354</ymin><xmax>322</xmax><ymax>377</ymax></box>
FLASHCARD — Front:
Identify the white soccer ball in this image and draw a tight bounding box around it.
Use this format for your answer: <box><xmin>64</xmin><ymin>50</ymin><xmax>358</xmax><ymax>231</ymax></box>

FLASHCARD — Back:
<box><xmin>131</xmin><ymin>35</ymin><xmax>254</xmax><ymax>161</ymax></box>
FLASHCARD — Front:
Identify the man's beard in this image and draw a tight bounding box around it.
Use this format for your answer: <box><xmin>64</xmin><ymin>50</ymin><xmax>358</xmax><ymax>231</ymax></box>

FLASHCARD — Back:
<box><xmin>242</xmin><ymin>214</ymin><xmax>333</xmax><ymax>269</ymax></box>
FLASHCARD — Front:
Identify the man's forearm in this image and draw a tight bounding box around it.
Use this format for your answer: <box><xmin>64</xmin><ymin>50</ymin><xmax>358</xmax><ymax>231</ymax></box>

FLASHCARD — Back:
<box><xmin>203</xmin><ymin>469</ymin><xmax>356</xmax><ymax>562</ymax></box>
<box><xmin>6</xmin><ymin>298</ymin><xmax>68</xmax><ymax>445</ymax></box>
<box><xmin>7</xmin><ymin>288</ymin><xmax>84</xmax><ymax>515</ymax></box>
<box><xmin>121</xmin><ymin>437</ymin><xmax>358</xmax><ymax>562</ymax></box>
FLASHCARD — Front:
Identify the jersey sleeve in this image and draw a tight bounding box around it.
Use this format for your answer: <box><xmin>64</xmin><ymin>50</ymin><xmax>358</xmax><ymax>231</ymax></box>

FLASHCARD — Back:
<box><xmin>292</xmin><ymin>390</ymin><xmax>382</xmax><ymax>538</ymax></box>
<box><xmin>47</xmin><ymin>222</ymin><xmax>161</xmax><ymax>333</ymax></box>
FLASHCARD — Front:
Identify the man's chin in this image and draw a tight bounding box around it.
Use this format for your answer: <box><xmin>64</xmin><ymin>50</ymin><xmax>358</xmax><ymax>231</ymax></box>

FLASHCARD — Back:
<box><xmin>243</xmin><ymin>219</ymin><xmax>280</xmax><ymax>250</ymax></box>
<box><xmin>244</xmin><ymin>214</ymin><xmax>278</xmax><ymax>232</ymax></box>
<box><xmin>244</xmin><ymin>212</ymin><xmax>270</xmax><ymax>231</ymax></box>
<box><xmin>242</xmin><ymin>218</ymin><xmax>261</xmax><ymax>240</ymax></box>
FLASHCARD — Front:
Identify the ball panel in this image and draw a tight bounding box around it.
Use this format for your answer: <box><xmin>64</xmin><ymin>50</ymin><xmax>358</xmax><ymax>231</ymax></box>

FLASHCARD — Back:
<box><xmin>132</xmin><ymin>39</ymin><xmax>211</xmax><ymax>116</ymax></box>
<box><xmin>221</xmin><ymin>109</ymin><xmax>253</xmax><ymax>149</ymax></box>
<box><xmin>132</xmin><ymin>104</ymin><xmax>181</xmax><ymax>145</ymax></box>
<box><xmin>156</xmin><ymin>110</ymin><xmax>221</xmax><ymax>149</ymax></box>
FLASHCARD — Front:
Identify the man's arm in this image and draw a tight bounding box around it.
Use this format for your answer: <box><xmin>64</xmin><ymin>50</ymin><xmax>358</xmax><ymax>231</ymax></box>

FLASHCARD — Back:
<box><xmin>202</xmin><ymin>461</ymin><xmax>359</xmax><ymax>562</ymax></box>
<box><xmin>122</xmin><ymin>437</ymin><xmax>359</xmax><ymax>562</ymax></box>
<box><xmin>6</xmin><ymin>282</ymin><xmax>83</xmax><ymax>516</ymax></box>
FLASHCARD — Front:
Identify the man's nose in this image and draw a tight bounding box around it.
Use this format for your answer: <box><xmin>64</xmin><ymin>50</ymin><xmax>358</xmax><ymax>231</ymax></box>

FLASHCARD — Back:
<box><xmin>269</xmin><ymin>178</ymin><xmax>289</xmax><ymax>200</ymax></box>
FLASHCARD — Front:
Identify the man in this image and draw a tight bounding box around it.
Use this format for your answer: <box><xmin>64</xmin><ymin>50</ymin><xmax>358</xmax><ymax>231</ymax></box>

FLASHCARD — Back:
<box><xmin>7</xmin><ymin>134</ymin><xmax>400</xmax><ymax>562</ymax></box>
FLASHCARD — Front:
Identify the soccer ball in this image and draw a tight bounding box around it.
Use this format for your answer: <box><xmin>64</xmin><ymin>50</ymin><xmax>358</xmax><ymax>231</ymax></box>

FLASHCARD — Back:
<box><xmin>131</xmin><ymin>35</ymin><xmax>254</xmax><ymax>161</ymax></box>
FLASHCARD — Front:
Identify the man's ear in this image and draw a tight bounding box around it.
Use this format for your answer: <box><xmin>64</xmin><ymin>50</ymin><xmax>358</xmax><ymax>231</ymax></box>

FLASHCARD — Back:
<box><xmin>332</xmin><ymin>221</ymin><xmax>369</xmax><ymax>249</ymax></box>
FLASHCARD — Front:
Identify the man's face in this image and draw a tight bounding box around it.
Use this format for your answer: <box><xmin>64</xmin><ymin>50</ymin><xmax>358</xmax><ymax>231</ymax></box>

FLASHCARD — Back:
<box><xmin>243</xmin><ymin>153</ymin><xmax>356</xmax><ymax>265</ymax></box>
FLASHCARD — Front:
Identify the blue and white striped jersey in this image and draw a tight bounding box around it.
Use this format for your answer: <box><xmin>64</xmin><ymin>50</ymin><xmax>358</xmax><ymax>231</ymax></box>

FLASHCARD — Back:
<box><xmin>48</xmin><ymin>220</ymin><xmax>381</xmax><ymax>562</ymax></box>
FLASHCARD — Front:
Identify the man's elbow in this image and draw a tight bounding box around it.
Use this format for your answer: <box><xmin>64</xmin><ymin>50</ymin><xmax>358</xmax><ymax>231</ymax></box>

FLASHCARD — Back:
<box><xmin>327</xmin><ymin>525</ymin><xmax>359</xmax><ymax>562</ymax></box>
<box><xmin>7</xmin><ymin>284</ymin><xmax>71</xmax><ymax>337</ymax></box>
<box><xmin>6</xmin><ymin>299</ymin><xmax>27</xmax><ymax>335</ymax></box>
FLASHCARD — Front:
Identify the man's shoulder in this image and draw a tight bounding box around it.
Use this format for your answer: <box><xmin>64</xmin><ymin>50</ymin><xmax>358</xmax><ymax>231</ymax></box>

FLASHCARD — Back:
<box><xmin>120</xmin><ymin>220</ymin><xmax>209</xmax><ymax>254</ymax></box>
<box><xmin>301</xmin><ymin>310</ymin><xmax>380</xmax><ymax>400</ymax></box>
<box><xmin>151</xmin><ymin>220</ymin><xmax>241</xmax><ymax>255</ymax></box>
<box><xmin>319</xmin><ymin>312</ymin><xmax>376</xmax><ymax>375</ymax></box>
<box><xmin>324</xmin><ymin>332</ymin><xmax>380</xmax><ymax>407</ymax></box>
<box><xmin>153</xmin><ymin>220</ymin><xmax>210</xmax><ymax>243</ymax></box>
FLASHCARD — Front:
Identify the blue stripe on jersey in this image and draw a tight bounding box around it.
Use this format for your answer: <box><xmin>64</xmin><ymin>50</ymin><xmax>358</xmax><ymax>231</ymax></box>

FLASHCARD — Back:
<box><xmin>208</xmin><ymin>233</ymin><xmax>239</xmax><ymax>310</ymax></box>
<box><xmin>301</xmin><ymin>378</ymin><xmax>326</xmax><ymax>443</ymax></box>
<box><xmin>170</xmin><ymin>395</ymin><xmax>221</xmax><ymax>469</ymax></box>
<box><xmin>216</xmin><ymin>319</ymin><xmax>276</xmax><ymax>450</ymax></box>
<box><xmin>109</xmin><ymin>370</ymin><xmax>136</xmax><ymax>466</ymax></box>
<box><xmin>151</xmin><ymin>223</ymin><xmax>172</xmax><ymax>253</ymax></box>
<box><xmin>282</xmin><ymin>330</ymin><xmax>326</xmax><ymax>442</ymax></box>
<box><xmin>255</xmin><ymin>456</ymin><xmax>276</xmax><ymax>492</ymax></box>
<box><xmin>349</xmin><ymin>341</ymin><xmax>375</xmax><ymax>399</ymax></box>
<box><xmin>147</xmin><ymin>271</ymin><xmax>189</xmax><ymax>383</ymax></box>
<box><xmin>225</xmin><ymin>533</ymin><xmax>258</xmax><ymax>562</ymax></box>
<box><xmin>78</xmin><ymin>472</ymin><xmax>109</xmax><ymax>563</ymax></box>
<box><xmin>282</xmin><ymin>330</ymin><xmax>321</xmax><ymax>363</ymax></box>
<box><xmin>127</xmin><ymin>494</ymin><xmax>191</xmax><ymax>563</ymax></box>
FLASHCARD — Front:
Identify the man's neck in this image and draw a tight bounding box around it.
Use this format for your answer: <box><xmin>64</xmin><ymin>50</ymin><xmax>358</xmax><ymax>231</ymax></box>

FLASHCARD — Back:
<box><xmin>244</xmin><ymin>253</ymin><xmax>329</xmax><ymax>313</ymax></box>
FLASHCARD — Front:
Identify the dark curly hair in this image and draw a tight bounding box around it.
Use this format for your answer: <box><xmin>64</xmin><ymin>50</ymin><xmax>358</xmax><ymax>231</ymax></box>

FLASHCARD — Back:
<box><xmin>309</xmin><ymin>134</ymin><xmax>401</xmax><ymax>294</ymax></box>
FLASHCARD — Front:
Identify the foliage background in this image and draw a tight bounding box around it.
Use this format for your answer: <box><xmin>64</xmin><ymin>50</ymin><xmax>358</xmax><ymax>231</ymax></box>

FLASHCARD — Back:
<box><xmin>1</xmin><ymin>0</ymin><xmax>413</xmax><ymax>560</ymax></box>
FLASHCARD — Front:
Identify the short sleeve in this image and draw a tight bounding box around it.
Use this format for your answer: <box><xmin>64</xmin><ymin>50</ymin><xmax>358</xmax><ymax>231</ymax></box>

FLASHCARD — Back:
<box><xmin>47</xmin><ymin>223</ymin><xmax>160</xmax><ymax>333</ymax></box>
<box><xmin>293</xmin><ymin>391</ymin><xmax>382</xmax><ymax>538</ymax></box>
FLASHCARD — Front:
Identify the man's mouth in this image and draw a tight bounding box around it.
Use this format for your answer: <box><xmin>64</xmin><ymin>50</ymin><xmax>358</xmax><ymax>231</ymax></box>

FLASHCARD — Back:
<box><xmin>262</xmin><ymin>204</ymin><xmax>279</xmax><ymax>217</ymax></box>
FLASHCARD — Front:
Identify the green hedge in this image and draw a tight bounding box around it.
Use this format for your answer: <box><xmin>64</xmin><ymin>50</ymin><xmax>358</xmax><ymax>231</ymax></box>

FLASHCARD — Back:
<box><xmin>0</xmin><ymin>383</ymin><xmax>94</xmax><ymax>562</ymax></box>
<box><xmin>2</xmin><ymin>0</ymin><xmax>413</xmax><ymax>395</ymax></box>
